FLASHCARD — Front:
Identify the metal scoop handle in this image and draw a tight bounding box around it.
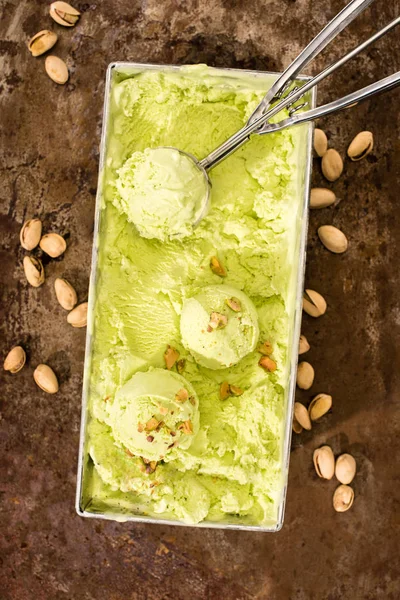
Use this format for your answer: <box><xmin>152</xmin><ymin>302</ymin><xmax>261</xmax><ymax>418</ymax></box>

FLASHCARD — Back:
<box><xmin>199</xmin><ymin>14</ymin><xmax>399</xmax><ymax>171</ymax></box>
<box><xmin>248</xmin><ymin>0</ymin><xmax>375</xmax><ymax>125</ymax></box>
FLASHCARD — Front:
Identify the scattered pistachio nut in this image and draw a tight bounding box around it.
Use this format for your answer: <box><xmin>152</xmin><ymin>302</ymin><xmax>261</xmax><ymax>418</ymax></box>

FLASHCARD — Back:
<box><xmin>229</xmin><ymin>385</ymin><xmax>243</xmax><ymax>397</ymax></box>
<box><xmin>313</xmin><ymin>128</ymin><xmax>328</xmax><ymax>157</ymax></box>
<box><xmin>176</xmin><ymin>358</ymin><xmax>186</xmax><ymax>374</ymax></box>
<box><xmin>33</xmin><ymin>364</ymin><xmax>59</xmax><ymax>394</ymax></box>
<box><xmin>210</xmin><ymin>256</ymin><xmax>226</xmax><ymax>277</ymax></box>
<box><xmin>220</xmin><ymin>381</ymin><xmax>231</xmax><ymax>400</ymax></box>
<box><xmin>145</xmin><ymin>417</ymin><xmax>159</xmax><ymax>432</ymax></box>
<box><xmin>303</xmin><ymin>289</ymin><xmax>327</xmax><ymax>318</ymax></box>
<box><xmin>292</xmin><ymin>416</ymin><xmax>303</xmax><ymax>434</ymax></box>
<box><xmin>23</xmin><ymin>256</ymin><xmax>45</xmax><ymax>287</ymax></box>
<box><xmin>259</xmin><ymin>356</ymin><xmax>277</xmax><ymax>372</ymax></box>
<box><xmin>164</xmin><ymin>345</ymin><xmax>179</xmax><ymax>370</ymax></box>
<box><xmin>313</xmin><ymin>445</ymin><xmax>335</xmax><ymax>479</ymax></box>
<box><xmin>54</xmin><ymin>278</ymin><xmax>77</xmax><ymax>310</ymax></box>
<box><xmin>49</xmin><ymin>1</ymin><xmax>80</xmax><ymax>26</ymax></box>
<box><xmin>175</xmin><ymin>388</ymin><xmax>189</xmax><ymax>402</ymax></box>
<box><xmin>308</xmin><ymin>393</ymin><xmax>332</xmax><ymax>421</ymax></box>
<box><xmin>45</xmin><ymin>55</ymin><xmax>69</xmax><ymax>85</ymax></box>
<box><xmin>298</xmin><ymin>334</ymin><xmax>310</xmax><ymax>355</ymax></box>
<box><xmin>178</xmin><ymin>420</ymin><xmax>193</xmax><ymax>434</ymax></box>
<box><xmin>347</xmin><ymin>131</ymin><xmax>373</xmax><ymax>161</ymax></box>
<box><xmin>40</xmin><ymin>233</ymin><xmax>67</xmax><ymax>258</ymax></box>
<box><xmin>321</xmin><ymin>149</ymin><xmax>343</xmax><ymax>182</ymax></box>
<box><xmin>20</xmin><ymin>218</ymin><xmax>42</xmax><ymax>250</ymax></box>
<box><xmin>333</xmin><ymin>484</ymin><xmax>354</xmax><ymax>512</ymax></box>
<box><xmin>3</xmin><ymin>346</ymin><xmax>26</xmax><ymax>374</ymax></box>
<box><xmin>258</xmin><ymin>341</ymin><xmax>273</xmax><ymax>356</ymax></box>
<box><xmin>208</xmin><ymin>312</ymin><xmax>227</xmax><ymax>331</ymax></box>
<box><xmin>28</xmin><ymin>30</ymin><xmax>58</xmax><ymax>57</ymax></box>
<box><xmin>67</xmin><ymin>302</ymin><xmax>88</xmax><ymax>328</ymax></box>
<box><xmin>294</xmin><ymin>402</ymin><xmax>312</xmax><ymax>431</ymax></box>
<box><xmin>310</xmin><ymin>188</ymin><xmax>336</xmax><ymax>209</ymax></box>
<box><xmin>296</xmin><ymin>361</ymin><xmax>314</xmax><ymax>390</ymax></box>
<box><xmin>335</xmin><ymin>453</ymin><xmax>357</xmax><ymax>485</ymax></box>
<box><xmin>225</xmin><ymin>297</ymin><xmax>241</xmax><ymax>312</ymax></box>
<box><xmin>318</xmin><ymin>225</ymin><xmax>348</xmax><ymax>254</ymax></box>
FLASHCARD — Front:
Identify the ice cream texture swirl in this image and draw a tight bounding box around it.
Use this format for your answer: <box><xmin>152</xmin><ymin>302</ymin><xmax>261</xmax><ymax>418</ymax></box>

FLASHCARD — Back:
<box><xmin>85</xmin><ymin>65</ymin><xmax>309</xmax><ymax>526</ymax></box>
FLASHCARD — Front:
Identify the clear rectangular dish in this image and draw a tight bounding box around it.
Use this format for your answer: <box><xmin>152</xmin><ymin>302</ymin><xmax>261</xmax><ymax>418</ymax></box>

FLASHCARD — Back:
<box><xmin>76</xmin><ymin>62</ymin><xmax>315</xmax><ymax>531</ymax></box>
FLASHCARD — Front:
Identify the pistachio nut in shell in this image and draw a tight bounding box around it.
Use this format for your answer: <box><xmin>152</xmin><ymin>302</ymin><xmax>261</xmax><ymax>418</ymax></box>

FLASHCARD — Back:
<box><xmin>294</xmin><ymin>402</ymin><xmax>312</xmax><ymax>431</ymax></box>
<box><xmin>313</xmin><ymin>445</ymin><xmax>335</xmax><ymax>480</ymax></box>
<box><xmin>313</xmin><ymin>128</ymin><xmax>328</xmax><ymax>157</ymax></box>
<box><xmin>3</xmin><ymin>346</ymin><xmax>26</xmax><ymax>374</ymax></box>
<box><xmin>23</xmin><ymin>256</ymin><xmax>45</xmax><ymax>287</ymax></box>
<box><xmin>303</xmin><ymin>289</ymin><xmax>327</xmax><ymax>318</ymax></box>
<box><xmin>308</xmin><ymin>393</ymin><xmax>332</xmax><ymax>421</ymax></box>
<box><xmin>310</xmin><ymin>188</ymin><xmax>336</xmax><ymax>209</ymax></box>
<box><xmin>20</xmin><ymin>218</ymin><xmax>42</xmax><ymax>250</ymax></box>
<box><xmin>33</xmin><ymin>364</ymin><xmax>59</xmax><ymax>394</ymax></box>
<box><xmin>67</xmin><ymin>302</ymin><xmax>88</xmax><ymax>327</ymax></box>
<box><xmin>40</xmin><ymin>233</ymin><xmax>67</xmax><ymax>258</ymax></box>
<box><xmin>335</xmin><ymin>453</ymin><xmax>356</xmax><ymax>485</ymax></box>
<box><xmin>347</xmin><ymin>131</ymin><xmax>373</xmax><ymax>161</ymax></box>
<box><xmin>298</xmin><ymin>334</ymin><xmax>310</xmax><ymax>355</ymax></box>
<box><xmin>321</xmin><ymin>149</ymin><xmax>343</xmax><ymax>182</ymax></box>
<box><xmin>54</xmin><ymin>278</ymin><xmax>77</xmax><ymax>310</ymax></box>
<box><xmin>49</xmin><ymin>1</ymin><xmax>80</xmax><ymax>26</ymax></box>
<box><xmin>318</xmin><ymin>225</ymin><xmax>348</xmax><ymax>254</ymax></box>
<box><xmin>333</xmin><ymin>484</ymin><xmax>354</xmax><ymax>512</ymax></box>
<box><xmin>45</xmin><ymin>55</ymin><xmax>69</xmax><ymax>85</ymax></box>
<box><xmin>28</xmin><ymin>30</ymin><xmax>58</xmax><ymax>57</ymax></box>
<box><xmin>296</xmin><ymin>361</ymin><xmax>314</xmax><ymax>390</ymax></box>
<box><xmin>292</xmin><ymin>416</ymin><xmax>303</xmax><ymax>434</ymax></box>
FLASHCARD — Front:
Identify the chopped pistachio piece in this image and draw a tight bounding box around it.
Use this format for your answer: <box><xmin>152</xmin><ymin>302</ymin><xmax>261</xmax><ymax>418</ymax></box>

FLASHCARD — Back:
<box><xmin>225</xmin><ymin>297</ymin><xmax>241</xmax><ymax>312</ymax></box>
<box><xmin>259</xmin><ymin>356</ymin><xmax>277</xmax><ymax>372</ymax></box>
<box><xmin>176</xmin><ymin>358</ymin><xmax>186</xmax><ymax>374</ymax></box>
<box><xmin>208</xmin><ymin>311</ymin><xmax>228</xmax><ymax>331</ymax></box>
<box><xmin>257</xmin><ymin>341</ymin><xmax>273</xmax><ymax>356</ymax></box>
<box><xmin>164</xmin><ymin>345</ymin><xmax>179</xmax><ymax>369</ymax></box>
<box><xmin>175</xmin><ymin>388</ymin><xmax>189</xmax><ymax>402</ymax></box>
<box><xmin>210</xmin><ymin>256</ymin><xmax>226</xmax><ymax>277</ymax></box>
<box><xmin>145</xmin><ymin>417</ymin><xmax>159</xmax><ymax>431</ymax></box>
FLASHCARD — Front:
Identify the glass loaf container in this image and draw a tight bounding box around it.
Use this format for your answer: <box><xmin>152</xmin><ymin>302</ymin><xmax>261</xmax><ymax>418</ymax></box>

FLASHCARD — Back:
<box><xmin>76</xmin><ymin>62</ymin><xmax>315</xmax><ymax>531</ymax></box>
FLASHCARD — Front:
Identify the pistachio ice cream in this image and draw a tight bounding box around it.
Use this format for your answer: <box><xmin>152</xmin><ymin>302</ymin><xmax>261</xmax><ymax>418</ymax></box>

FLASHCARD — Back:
<box><xmin>82</xmin><ymin>65</ymin><xmax>310</xmax><ymax>527</ymax></box>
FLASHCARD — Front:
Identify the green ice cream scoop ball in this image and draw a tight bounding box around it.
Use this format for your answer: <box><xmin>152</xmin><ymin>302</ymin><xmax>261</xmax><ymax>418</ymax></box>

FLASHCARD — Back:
<box><xmin>114</xmin><ymin>147</ymin><xmax>210</xmax><ymax>241</ymax></box>
<box><xmin>180</xmin><ymin>285</ymin><xmax>259</xmax><ymax>370</ymax></box>
<box><xmin>108</xmin><ymin>368</ymin><xmax>200</xmax><ymax>462</ymax></box>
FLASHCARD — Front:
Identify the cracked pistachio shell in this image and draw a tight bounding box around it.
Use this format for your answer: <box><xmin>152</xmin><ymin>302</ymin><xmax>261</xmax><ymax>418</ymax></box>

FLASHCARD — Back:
<box><xmin>67</xmin><ymin>302</ymin><xmax>88</xmax><ymax>327</ymax></box>
<box><xmin>296</xmin><ymin>361</ymin><xmax>314</xmax><ymax>390</ymax></box>
<box><xmin>318</xmin><ymin>225</ymin><xmax>348</xmax><ymax>254</ymax></box>
<box><xmin>292</xmin><ymin>415</ymin><xmax>303</xmax><ymax>434</ymax></box>
<box><xmin>40</xmin><ymin>233</ymin><xmax>66</xmax><ymax>257</ymax></box>
<box><xmin>49</xmin><ymin>1</ymin><xmax>80</xmax><ymax>26</ymax></box>
<box><xmin>335</xmin><ymin>454</ymin><xmax>356</xmax><ymax>485</ymax></box>
<box><xmin>347</xmin><ymin>131</ymin><xmax>373</xmax><ymax>161</ymax></box>
<box><xmin>294</xmin><ymin>402</ymin><xmax>312</xmax><ymax>431</ymax></box>
<box><xmin>299</xmin><ymin>334</ymin><xmax>310</xmax><ymax>355</ymax></box>
<box><xmin>33</xmin><ymin>364</ymin><xmax>59</xmax><ymax>394</ymax></box>
<box><xmin>23</xmin><ymin>256</ymin><xmax>45</xmax><ymax>287</ymax></box>
<box><xmin>313</xmin><ymin>445</ymin><xmax>335</xmax><ymax>480</ymax></box>
<box><xmin>20</xmin><ymin>218</ymin><xmax>42</xmax><ymax>250</ymax></box>
<box><xmin>45</xmin><ymin>56</ymin><xmax>69</xmax><ymax>85</ymax></box>
<box><xmin>314</xmin><ymin>128</ymin><xmax>328</xmax><ymax>157</ymax></box>
<box><xmin>3</xmin><ymin>346</ymin><xmax>26</xmax><ymax>374</ymax></box>
<box><xmin>310</xmin><ymin>188</ymin><xmax>336</xmax><ymax>209</ymax></box>
<box><xmin>54</xmin><ymin>278</ymin><xmax>77</xmax><ymax>310</ymax></box>
<box><xmin>321</xmin><ymin>149</ymin><xmax>343</xmax><ymax>182</ymax></box>
<box><xmin>308</xmin><ymin>393</ymin><xmax>332</xmax><ymax>421</ymax></box>
<box><xmin>303</xmin><ymin>289</ymin><xmax>327</xmax><ymax>318</ymax></box>
<box><xmin>333</xmin><ymin>484</ymin><xmax>354</xmax><ymax>512</ymax></box>
<box><xmin>28</xmin><ymin>30</ymin><xmax>58</xmax><ymax>56</ymax></box>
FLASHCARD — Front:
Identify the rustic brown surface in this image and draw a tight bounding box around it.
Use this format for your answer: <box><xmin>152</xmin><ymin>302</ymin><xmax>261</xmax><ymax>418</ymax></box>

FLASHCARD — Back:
<box><xmin>1</xmin><ymin>1</ymin><xmax>400</xmax><ymax>598</ymax></box>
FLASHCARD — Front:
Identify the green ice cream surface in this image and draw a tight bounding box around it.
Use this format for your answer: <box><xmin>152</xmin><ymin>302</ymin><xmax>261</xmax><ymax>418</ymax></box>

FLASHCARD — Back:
<box><xmin>83</xmin><ymin>65</ymin><xmax>309</xmax><ymax>527</ymax></box>
<box><xmin>114</xmin><ymin>147</ymin><xmax>208</xmax><ymax>241</ymax></box>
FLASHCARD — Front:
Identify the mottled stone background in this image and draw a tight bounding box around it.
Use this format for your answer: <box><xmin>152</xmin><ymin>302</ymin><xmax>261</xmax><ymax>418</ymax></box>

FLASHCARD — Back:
<box><xmin>1</xmin><ymin>0</ymin><xmax>400</xmax><ymax>598</ymax></box>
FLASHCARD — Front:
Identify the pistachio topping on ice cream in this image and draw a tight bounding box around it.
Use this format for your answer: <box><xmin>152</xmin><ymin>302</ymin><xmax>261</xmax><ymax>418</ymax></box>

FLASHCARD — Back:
<box><xmin>114</xmin><ymin>147</ymin><xmax>209</xmax><ymax>241</ymax></box>
<box><xmin>180</xmin><ymin>285</ymin><xmax>259</xmax><ymax>369</ymax></box>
